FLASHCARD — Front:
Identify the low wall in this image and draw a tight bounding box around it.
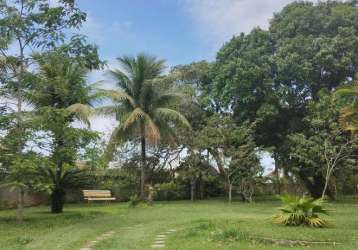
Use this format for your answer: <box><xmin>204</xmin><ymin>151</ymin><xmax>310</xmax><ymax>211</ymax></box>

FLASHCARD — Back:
<box><xmin>0</xmin><ymin>187</ymin><xmax>48</xmax><ymax>209</ymax></box>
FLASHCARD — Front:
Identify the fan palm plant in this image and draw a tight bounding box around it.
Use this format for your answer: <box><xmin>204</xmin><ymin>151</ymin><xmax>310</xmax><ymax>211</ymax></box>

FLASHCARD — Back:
<box><xmin>334</xmin><ymin>74</ymin><xmax>358</xmax><ymax>133</ymax></box>
<box><xmin>273</xmin><ymin>195</ymin><xmax>329</xmax><ymax>227</ymax></box>
<box><xmin>99</xmin><ymin>53</ymin><xmax>190</xmax><ymax>198</ymax></box>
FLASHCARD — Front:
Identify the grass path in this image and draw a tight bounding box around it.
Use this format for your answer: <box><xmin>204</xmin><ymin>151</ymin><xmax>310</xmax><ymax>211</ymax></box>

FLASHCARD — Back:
<box><xmin>0</xmin><ymin>200</ymin><xmax>358</xmax><ymax>249</ymax></box>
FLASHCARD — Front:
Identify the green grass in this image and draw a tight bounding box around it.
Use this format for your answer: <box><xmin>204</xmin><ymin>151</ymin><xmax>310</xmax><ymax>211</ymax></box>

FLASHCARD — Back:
<box><xmin>0</xmin><ymin>199</ymin><xmax>358</xmax><ymax>249</ymax></box>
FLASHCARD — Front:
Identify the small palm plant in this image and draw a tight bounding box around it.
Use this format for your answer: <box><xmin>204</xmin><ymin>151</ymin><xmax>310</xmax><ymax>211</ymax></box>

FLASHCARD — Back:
<box><xmin>273</xmin><ymin>195</ymin><xmax>329</xmax><ymax>227</ymax></box>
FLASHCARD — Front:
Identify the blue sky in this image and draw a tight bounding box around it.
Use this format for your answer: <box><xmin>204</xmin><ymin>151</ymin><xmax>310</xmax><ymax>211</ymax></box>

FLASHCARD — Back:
<box><xmin>77</xmin><ymin>0</ymin><xmax>211</xmax><ymax>66</ymax></box>
<box><xmin>75</xmin><ymin>0</ymin><xmax>299</xmax><ymax>68</ymax></box>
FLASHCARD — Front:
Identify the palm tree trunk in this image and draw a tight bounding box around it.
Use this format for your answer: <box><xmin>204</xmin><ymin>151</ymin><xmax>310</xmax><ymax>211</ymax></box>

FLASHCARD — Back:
<box><xmin>140</xmin><ymin>126</ymin><xmax>146</xmax><ymax>200</ymax></box>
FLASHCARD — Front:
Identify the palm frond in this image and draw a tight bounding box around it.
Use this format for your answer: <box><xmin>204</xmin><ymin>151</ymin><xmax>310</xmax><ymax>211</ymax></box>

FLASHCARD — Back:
<box><xmin>333</xmin><ymin>86</ymin><xmax>358</xmax><ymax>99</ymax></box>
<box><xmin>97</xmin><ymin>89</ymin><xmax>135</xmax><ymax>107</ymax></box>
<box><xmin>143</xmin><ymin>114</ymin><xmax>160</xmax><ymax>144</ymax></box>
<box><xmin>122</xmin><ymin>107</ymin><xmax>146</xmax><ymax>130</ymax></box>
<box><xmin>108</xmin><ymin>69</ymin><xmax>134</xmax><ymax>95</ymax></box>
<box><xmin>66</xmin><ymin>103</ymin><xmax>95</xmax><ymax>127</ymax></box>
<box><xmin>154</xmin><ymin>92</ymin><xmax>185</xmax><ymax>107</ymax></box>
<box><xmin>155</xmin><ymin>108</ymin><xmax>191</xmax><ymax>128</ymax></box>
<box><xmin>95</xmin><ymin>105</ymin><xmax>118</xmax><ymax>117</ymax></box>
<box><xmin>105</xmin><ymin>126</ymin><xmax>126</xmax><ymax>162</ymax></box>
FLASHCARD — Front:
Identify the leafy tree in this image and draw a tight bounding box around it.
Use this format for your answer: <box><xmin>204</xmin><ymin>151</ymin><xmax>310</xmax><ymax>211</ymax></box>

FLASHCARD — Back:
<box><xmin>288</xmin><ymin>91</ymin><xmax>358</xmax><ymax>199</ymax></box>
<box><xmin>180</xmin><ymin>152</ymin><xmax>211</xmax><ymax>201</ymax></box>
<box><xmin>210</xmin><ymin>1</ymin><xmax>358</xmax><ymax>197</ymax></box>
<box><xmin>0</xmin><ymin>0</ymin><xmax>88</xmax><ymax>152</ymax></box>
<box><xmin>28</xmin><ymin>52</ymin><xmax>101</xmax><ymax>213</ymax></box>
<box><xmin>195</xmin><ymin>115</ymin><xmax>261</xmax><ymax>202</ymax></box>
<box><xmin>334</xmin><ymin>74</ymin><xmax>358</xmax><ymax>132</ymax></box>
<box><xmin>1</xmin><ymin>153</ymin><xmax>51</xmax><ymax>223</ymax></box>
<box><xmin>100</xmin><ymin>53</ymin><xmax>190</xmax><ymax>199</ymax></box>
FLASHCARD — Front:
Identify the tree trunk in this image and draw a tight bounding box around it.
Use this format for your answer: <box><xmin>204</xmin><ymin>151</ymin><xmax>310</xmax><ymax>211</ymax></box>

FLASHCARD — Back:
<box><xmin>51</xmin><ymin>187</ymin><xmax>66</xmax><ymax>213</ymax></box>
<box><xmin>190</xmin><ymin>178</ymin><xmax>196</xmax><ymax>201</ymax></box>
<box><xmin>322</xmin><ymin>168</ymin><xmax>333</xmax><ymax>199</ymax></box>
<box><xmin>298</xmin><ymin>170</ymin><xmax>335</xmax><ymax>199</ymax></box>
<box><xmin>228</xmin><ymin>183</ymin><xmax>232</xmax><ymax>203</ymax></box>
<box><xmin>140</xmin><ymin>126</ymin><xmax>146</xmax><ymax>200</ymax></box>
<box><xmin>199</xmin><ymin>177</ymin><xmax>204</xmax><ymax>200</ymax></box>
<box><xmin>16</xmin><ymin>189</ymin><xmax>24</xmax><ymax>224</ymax></box>
<box><xmin>275</xmin><ymin>165</ymin><xmax>281</xmax><ymax>195</ymax></box>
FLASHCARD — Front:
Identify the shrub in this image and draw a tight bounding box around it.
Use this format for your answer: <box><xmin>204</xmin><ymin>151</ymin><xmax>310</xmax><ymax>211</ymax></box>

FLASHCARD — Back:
<box><xmin>128</xmin><ymin>195</ymin><xmax>141</xmax><ymax>208</ymax></box>
<box><xmin>273</xmin><ymin>195</ymin><xmax>329</xmax><ymax>227</ymax></box>
<box><xmin>156</xmin><ymin>182</ymin><xmax>187</xmax><ymax>201</ymax></box>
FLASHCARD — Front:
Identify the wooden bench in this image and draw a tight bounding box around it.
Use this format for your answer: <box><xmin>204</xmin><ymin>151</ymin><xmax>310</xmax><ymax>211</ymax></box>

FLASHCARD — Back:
<box><xmin>82</xmin><ymin>190</ymin><xmax>116</xmax><ymax>203</ymax></box>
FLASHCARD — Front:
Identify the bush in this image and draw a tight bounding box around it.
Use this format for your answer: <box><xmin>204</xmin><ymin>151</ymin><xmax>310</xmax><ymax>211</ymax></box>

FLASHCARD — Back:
<box><xmin>128</xmin><ymin>195</ymin><xmax>141</xmax><ymax>208</ymax></box>
<box><xmin>273</xmin><ymin>195</ymin><xmax>329</xmax><ymax>227</ymax></box>
<box><xmin>156</xmin><ymin>182</ymin><xmax>187</xmax><ymax>200</ymax></box>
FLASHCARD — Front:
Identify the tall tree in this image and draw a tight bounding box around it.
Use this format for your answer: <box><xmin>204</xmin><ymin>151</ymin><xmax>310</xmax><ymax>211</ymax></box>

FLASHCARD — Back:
<box><xmin>101</xmin><ymin>53</ymin><xmax>190</xmax><ymax>199</ymax></box>
<box><xmin>0</xmin><ymin>0</ymin><xmax>87</xmax><ymax>151</ymax></box>
<box><xmin>29</xmin><ymin>51</ymin><xmax>101</xmax><ymax>213</ymax></box>
<box><xmin>210</xmin><ymin>1</ymin><xmax>358</xmax><ymax>197</ymax></box>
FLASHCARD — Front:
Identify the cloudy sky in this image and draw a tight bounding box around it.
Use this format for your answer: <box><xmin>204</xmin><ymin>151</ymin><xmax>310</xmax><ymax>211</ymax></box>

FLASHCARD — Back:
<box><xmin>75</xmin><ymin>0</ymin><xmax>309</xmax><ymax>170</ymax></box>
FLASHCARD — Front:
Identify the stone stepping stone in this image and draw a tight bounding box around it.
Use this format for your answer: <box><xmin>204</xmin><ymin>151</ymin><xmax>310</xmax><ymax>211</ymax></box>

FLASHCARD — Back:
<box><xmin>152</xmin><ymin>244</ymin><xmax>165</xmax><ymax>248</ymax></box>
<box><xmin>79</xmin><ymin>230</ymin><xmax>115</xmax><ymax>250</ymax></box>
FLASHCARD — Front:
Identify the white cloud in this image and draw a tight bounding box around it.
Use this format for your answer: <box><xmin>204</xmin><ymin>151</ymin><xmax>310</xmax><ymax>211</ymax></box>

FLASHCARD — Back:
<box><xmin>183</xmin><ymin>0</ymin><xmax>299</xmax><ymax>47</ymax></box>
<box><xmin>47</xmin><ymin>0</ymin><xmax>61</xmax><ymax>7</ymax></box>
<box><xmin>80</xmin><ymin>15</ymin><xmax>133</xmax><ymax>46</ymax></box>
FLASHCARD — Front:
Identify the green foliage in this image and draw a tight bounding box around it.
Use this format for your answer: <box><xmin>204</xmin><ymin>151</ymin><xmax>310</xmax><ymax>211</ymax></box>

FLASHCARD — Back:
<box><xmin>334</xmin><ymin>74</ymin><xmax>358</xmax><ymax>132</ymax></box>
<box><xmin>156</xmin><ymin>182</ymin><xmax>185</xmax><ymax>201</ymax></box>
<box><xmin>102</xmin><ymin>53</ymin><xmax>190</xmax><ymax>160</ymax></box>
<box><xmin>209</xmin><ymin>1</ymin><xmax>358</xmax><ymax>198</ymax></box>
<box><xmin>128</xmin><ymin>195</ymin><xmax>141</xmax><ymax>208</ymax></box>
<box><xmin>3</xmin><ymin>154</ymin><xmax>52</xmax><ymax>193</ymax></box>
<box><xmin>273</xmin><ymin>195</ymin><xmax>329</xmax><ymax>227</ymax></box>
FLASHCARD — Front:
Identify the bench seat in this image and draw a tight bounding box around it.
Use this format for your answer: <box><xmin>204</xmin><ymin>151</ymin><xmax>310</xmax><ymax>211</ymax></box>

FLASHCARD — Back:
<box><xmin>85</xmin><ymin>197</ymin><xmax>116</xmax><ymax>201</ymax></box>
<box><xmin>82</xmin><ymin>190</ymin><xmax>116</xmax><ymax>203</ymax></box>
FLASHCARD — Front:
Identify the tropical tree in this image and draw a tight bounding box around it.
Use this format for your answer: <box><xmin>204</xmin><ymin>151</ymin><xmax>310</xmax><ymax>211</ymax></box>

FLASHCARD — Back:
<box><xmin>28</xmin><ymin>51</ymin><xmax>101</xmax><ymax>213</ymax></box>
<box><xmin>0</xmin><ymin>0</ymin><xmax>88</xmax><ymax>155</ymax></box>
<box><xmin>101</xmin><ymin>53</ymin><xmax>190</xmax><ymax>199</ymax></box>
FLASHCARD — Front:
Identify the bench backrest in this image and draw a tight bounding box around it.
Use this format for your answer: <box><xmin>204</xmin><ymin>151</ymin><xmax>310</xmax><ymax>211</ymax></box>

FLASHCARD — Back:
<box><xmin>83</xmin><ymin>190</ymin><xmax>112</xmax><ymax>198</ymax></box>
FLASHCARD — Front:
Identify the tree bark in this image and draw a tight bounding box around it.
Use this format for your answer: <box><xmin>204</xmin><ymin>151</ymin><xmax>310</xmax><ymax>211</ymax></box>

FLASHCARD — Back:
<box><xmin>140</xmin><ymin>126</ymin><xmax>146</xmax><ymax>200</ymax></box>
<box><xmin>51</xmin><ymin>187</ymin><xmax>66</xmax><ymax>213</ymax></box>
<box><xmin>199</xmin><ymin>177</ymin><xmax>204</xmax><ymax>200</ymax></box>
<box><xmin>228</xmin><ymin>183</ymin><xmax>232</xmax><ymax>203</ymax></box>
<box><xmin>190</xmin><ymin>178</ymin><xmax>196</xmax><ymax>201</ymax></box>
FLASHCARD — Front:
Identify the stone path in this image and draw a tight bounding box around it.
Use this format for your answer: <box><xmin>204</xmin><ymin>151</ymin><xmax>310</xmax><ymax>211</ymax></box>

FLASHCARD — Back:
<box><xmin>151</xmin><ymin>229</ymin><xmax>177</xmax><ymax>249</ymax></box>
<box><xmin>80</xmin><ymin>230</ymin><xmax>115</xmax><ymax>250</ymax></box>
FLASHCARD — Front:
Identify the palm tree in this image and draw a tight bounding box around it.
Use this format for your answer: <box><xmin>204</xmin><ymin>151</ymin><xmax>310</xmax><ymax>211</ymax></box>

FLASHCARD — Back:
<box><xmin>99</xmin><ymin>53</ymin><xmax>190</xmax><ymax>198</ymax></box>
<box><xmin>334</xmin><ymin>74</ymin><xmax>358</xmax><ymax>133</ymax></box>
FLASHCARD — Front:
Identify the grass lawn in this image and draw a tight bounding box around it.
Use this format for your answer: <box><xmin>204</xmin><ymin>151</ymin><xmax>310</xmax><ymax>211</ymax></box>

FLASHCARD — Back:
<box><xmin>0</xmin><ymin>199</ymin><xmax>358</xmax><ymax>250</ymax></box>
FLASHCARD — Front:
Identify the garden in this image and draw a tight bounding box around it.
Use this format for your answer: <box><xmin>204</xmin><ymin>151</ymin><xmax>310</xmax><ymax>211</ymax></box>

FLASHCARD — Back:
<box><xmin>1</xmin><ymin>0</ymin><xmax>358</xmax><ymax>249</ymax></box>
